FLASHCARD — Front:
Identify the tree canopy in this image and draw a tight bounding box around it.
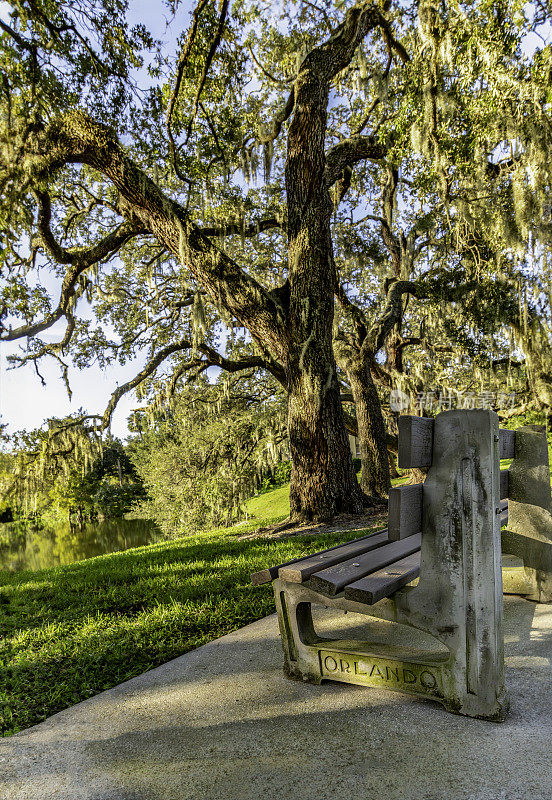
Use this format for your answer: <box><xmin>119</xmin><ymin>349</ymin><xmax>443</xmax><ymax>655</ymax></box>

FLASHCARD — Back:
<box><xmin>2</xmin><ymin>0</ymin><xmax>552</xmax><ymax>522</ymax></box>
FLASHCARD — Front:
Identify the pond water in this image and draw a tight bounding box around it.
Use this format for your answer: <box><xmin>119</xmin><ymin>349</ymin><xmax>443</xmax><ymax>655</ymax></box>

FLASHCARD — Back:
<box><xmin>0</xmin><ymin>518</ymin><xmax>161</xmax><ymax>573</ymax></box>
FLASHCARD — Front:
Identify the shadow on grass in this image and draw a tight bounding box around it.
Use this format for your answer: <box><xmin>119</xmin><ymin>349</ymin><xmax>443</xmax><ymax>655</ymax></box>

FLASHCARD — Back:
<box><xmin>0</xmin><ymin>525</ymin><xmax>383</xmax><ymax>735</ymax></box>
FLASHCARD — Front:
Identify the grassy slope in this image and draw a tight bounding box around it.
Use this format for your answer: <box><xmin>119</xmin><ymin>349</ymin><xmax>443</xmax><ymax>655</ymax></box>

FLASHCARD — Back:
<box><xmin>0</xmin><ymin>483</ymin><xmax>383</xmax><ymax>736</ymax></box>
<box><xmin>244</xmin><ymin>483</ymin><xmax>290</xmax><ymax>521</ymax></box>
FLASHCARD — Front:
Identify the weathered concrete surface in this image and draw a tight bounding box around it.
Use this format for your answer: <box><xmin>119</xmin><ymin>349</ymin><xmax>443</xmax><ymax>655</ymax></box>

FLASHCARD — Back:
<box><xmin>1</xmin><ymin>596</ymin><xmax>552</xmax><ymax>800</ymax></box>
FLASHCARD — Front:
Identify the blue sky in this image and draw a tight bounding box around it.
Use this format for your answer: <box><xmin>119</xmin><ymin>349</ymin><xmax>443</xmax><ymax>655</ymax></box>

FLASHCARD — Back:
<box><xmin>0</xmin><ymin>0</ymin><xmax>194</xmax><ymax>440</ymax></box>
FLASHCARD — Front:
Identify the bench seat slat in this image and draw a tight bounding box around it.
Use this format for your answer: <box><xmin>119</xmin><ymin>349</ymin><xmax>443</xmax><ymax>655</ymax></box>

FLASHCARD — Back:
<box><xmin>251</xmin><ymin>558</ymin><xmax>307</xmax><ymax>586</ymax></box>
<box><xmin>344</xmin><ymin>552</ymin><xmax>421</xmax><ymax>605</ymax></box>
<box><xmin>277</xmin><ymin>529</ymin><xmax>389</xmax><ymax>584</ymax></box>
<box><xmin>307</xmin><ymin>533</ymin><xmax>422</xmax><ymax>597</ymax></box>
<box><xmin>254</xmin><ymin>500</ymin><xmax>509</xmax><ymax>587</ymax></box>
<box><xmin>251</xmin><ymin>530</ymin><xmax>386</xmax><ymax>585</ymax></box>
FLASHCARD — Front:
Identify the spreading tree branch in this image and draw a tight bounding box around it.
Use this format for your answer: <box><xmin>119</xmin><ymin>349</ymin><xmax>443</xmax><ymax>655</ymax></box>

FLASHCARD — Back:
<box><xmin>351</xmin><ymin>96</ymin><xmax>381</xmax><ymax>137</ymax></box>
<box><xmin>11</xmin><ymin>311</ymin><xmax>76</xmax><ymax>368</ymax></box>
<box><xmin>0</xmin><ymin>18</ymin><xmax>39</xmax><ymax>54</ymax></box>
<box><xmin>102</xmin><ymin>339</ymin><xmax>194</xmax><ymax>426</ymax></box>
<box><xmin>303</xmin><ymin>1</ymin><xmax>335</xmax><ymax>35</ymax></box>
<box><xmin>13</xmin><ymin>112</ymin><xmax>286</xmax><ymax>361</ymax></box>
<box><xmin>35</xmin><ymin>190</ymin><xmax>145</xmax><ymax>266</ymax></box>
<box><xmin>302</xmin><ymin>2</ymin><xmax>403</xmax><ymax>81</ymax></box>
<box><xmin>257</xmin><ymin>90</ymin><xmax>295</xmax><ymax>145</ymax></box>
<box><xmin>201</xmin><ymin>216</ymin><xmax>282</xmax><ymax>237</ymax></box>
<box><xmin>185</xmin><ymin>0</ymin><xmax>230</xmax><ymax>143</ymax></box>
<box><xmin>166</xmin><ymin>0</ymin><xmax>209</xmax><ymax>183</ymax></box>
<box><xmin>102</xmin><ymin>339</ymin><xmax>284</xmax><ymax>427</ymax></box>
<box><xmin>367</xmin><ymin>279</ymin><xmax>424</xmax><ymax>354</ymax></box>
<box><xmin>325</xmin><ymin>134</ymin><xmax>386</xmax><ymax>186</ymax></box>
<box><xmin>335</xmin><ymin>283</ymin><xmax>368</xmax><ymax>346</ymax></box>
<box><xmin>247</xmin><ymin>44</ymin><xmax>291</xmax><ymax>86</ymax></box>
<box><xmin>378</xmin><ymin>16</ymin><xmax>410</xmax><ymax>65</ymax></box>
<box><xmin>2</xmin><ymin>196</ymin><xmax>145</xmax><ymax>341</ymax></box>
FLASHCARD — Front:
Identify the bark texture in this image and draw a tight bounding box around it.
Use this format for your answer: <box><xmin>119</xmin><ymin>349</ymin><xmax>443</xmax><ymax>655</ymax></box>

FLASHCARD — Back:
<box><xmin>282</xmin><ymin>6</ymin><xmax>386</xmax><ymax>520</ymax></box>
<box><xmin>347</xmin><ymin>360</ymin><xmax>391</xmax><ymax>497</ymax></box>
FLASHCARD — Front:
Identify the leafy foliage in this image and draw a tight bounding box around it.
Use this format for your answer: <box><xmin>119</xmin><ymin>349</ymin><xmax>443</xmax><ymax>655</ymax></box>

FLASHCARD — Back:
<box><xmin>130</xmin><ymin>373</ymin><xmax>288</xmax><ymax>535</ymax></box>
<box><xmin>4</xmin><ymin>419</ymin><xmax>143</xmax><ymax>526</ymax></box>
<box><xmin>1</xmin><ymin>0</ymin><xmax>552</xmax><ymax>518</ymax></box>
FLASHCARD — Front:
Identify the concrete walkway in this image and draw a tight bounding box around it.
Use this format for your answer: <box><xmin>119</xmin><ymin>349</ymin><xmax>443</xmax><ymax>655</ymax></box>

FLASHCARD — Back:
<box><xmin>1</xmin><ymin>596</ymin><xmax>552</xmax><ymax>800</ymax></box>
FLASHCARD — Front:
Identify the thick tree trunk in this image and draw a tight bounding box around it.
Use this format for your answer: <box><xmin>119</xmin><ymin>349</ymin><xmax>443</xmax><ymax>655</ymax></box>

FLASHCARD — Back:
<box><xmin>284</xmin><ymin>191</ymin><xmax>364</xmax><ymax>520</ymax></box>
<box><xmin>347</xmin><ymin>360</ymin><xmax>391</xmax><ymax>498</ymax></box>
<box><xmin>388</xmin><ymin>451</ymin><xmax>400</xmax><ymax>479</ymax></box>
<box><xmin>287</xmin><ymin>360</ymin><xmax>364</xmax><ymax>521</ymax></box>
<box><xmin>284</xmin><ymin>64</ymin><xmax>364</xmax><ymax>522</ymax></box>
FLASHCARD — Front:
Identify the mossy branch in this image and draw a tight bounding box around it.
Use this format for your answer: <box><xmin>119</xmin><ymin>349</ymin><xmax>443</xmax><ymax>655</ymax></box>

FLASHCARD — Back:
<box><xmin>201</xmin><ymin>217</ymin><xmax>283</xmax><ymax>238</ymax></box>
<box><xmin>302</xmin><ymin>2</ymin><xmax>405</xmax><ymax>82</ymax></box>
<box><xmin>1</xmin><ymin>193</ymin><xmax>144</xmax><ymax>342</ymax></box>
<box><xmin>325</xmin><ymin>134</ymin><xmax>387</xmax><ymax>187</ymax></box>
<box><xmin>102</xmin><ymin>339</ymin><xmax>285</xmax><ymax>428</ymax></box>
<box><xmin>13</xmin><ymin>111</ymin><xmax>286</xmax><ymax>361</ymax></box>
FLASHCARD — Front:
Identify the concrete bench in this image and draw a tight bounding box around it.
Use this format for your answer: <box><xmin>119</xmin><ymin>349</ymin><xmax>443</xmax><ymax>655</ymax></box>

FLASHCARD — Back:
<box><xmin>251</xmin><ymin>410</ymin><xmax>552</xmax><ymax>721</ymax></box>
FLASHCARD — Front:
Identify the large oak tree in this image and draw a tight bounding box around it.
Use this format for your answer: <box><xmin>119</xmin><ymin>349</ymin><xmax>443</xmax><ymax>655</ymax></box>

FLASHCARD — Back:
<box><xmin>0</xmin><ymin>0</ymin><xmax>412</xmax><ymax>521</ymax></box>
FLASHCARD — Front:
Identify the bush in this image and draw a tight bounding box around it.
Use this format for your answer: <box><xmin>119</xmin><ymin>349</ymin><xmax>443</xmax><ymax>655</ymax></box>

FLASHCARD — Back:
<box><xmin>273</xmin><ymin>460</ymin><xmax>292</xmax><ymax>486</ymax></box>
<box><xmin>94</xmin><ymin>480</ymin><xmax>146</xmax><ymax>519</ymax></box>
<box><xmin>130</xmin><ymin>380</ymin><xmax>288</xmax><ymax>536</ymax></box>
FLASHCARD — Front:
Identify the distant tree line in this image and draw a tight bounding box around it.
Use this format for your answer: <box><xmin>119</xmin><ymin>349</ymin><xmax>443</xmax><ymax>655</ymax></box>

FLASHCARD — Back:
<box><xmin>0</xmin><ymin>420</ymin><xmax>144</xmax><ymax>530</ymax></box>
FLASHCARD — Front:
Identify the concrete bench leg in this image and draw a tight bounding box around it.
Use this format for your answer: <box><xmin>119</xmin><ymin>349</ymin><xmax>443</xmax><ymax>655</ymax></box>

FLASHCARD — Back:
<box><xmin>273</xmin><ymin>578</ymin><xmax>452</xmax><ymax>702</ymax></box>
<box><xmin>502</xmin><ymin>425</ymin><xmax>552</xmax><ymax>603</ymax></box>
<box><xmin>273</xmin><ymin>580</ymin><xmax>322</xmax><ymax>683</ymax></box>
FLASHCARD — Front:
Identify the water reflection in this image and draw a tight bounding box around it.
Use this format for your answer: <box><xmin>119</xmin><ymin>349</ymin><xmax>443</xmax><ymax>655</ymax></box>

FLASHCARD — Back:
<box><xmin>0</xmin><ymin>518</ymin><xmax>161</xmax><ymax>572</ymax></box>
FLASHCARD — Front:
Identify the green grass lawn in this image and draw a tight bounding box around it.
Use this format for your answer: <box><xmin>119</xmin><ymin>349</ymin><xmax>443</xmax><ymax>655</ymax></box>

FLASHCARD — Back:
<box><xmin>0</xmin><ymin>483</ymin><xmax>385</xmax><ymax>737</ymax></box>
<box><xmin>243</xmin><ymin>482</ymin><xmax>291</xmax><ymax>521</ymax></box>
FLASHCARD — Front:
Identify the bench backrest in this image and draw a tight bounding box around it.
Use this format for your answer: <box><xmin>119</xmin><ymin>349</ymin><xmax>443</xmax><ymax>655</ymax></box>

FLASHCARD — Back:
<box><xmin>389</xmin><ymin>415</ymin><xmax>515</xmax><ymax>541</ymax></box>
<box><xmin>500</xmin><ymin>424</ymin><xmax>552</xmax><ymax>602</ymax></box>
